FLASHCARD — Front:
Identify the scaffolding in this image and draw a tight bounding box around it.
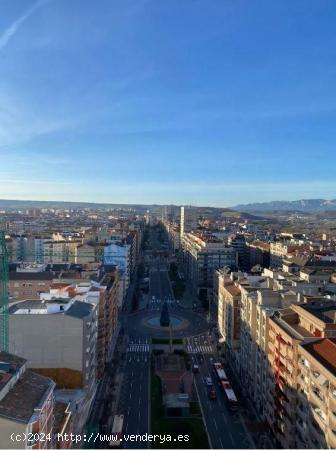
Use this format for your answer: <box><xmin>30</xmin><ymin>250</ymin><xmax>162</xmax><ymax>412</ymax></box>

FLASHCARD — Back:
<box><xmin>0</xmin><ymin>230</ymin><xmax>9</xmax><ymax>352</ymax></box>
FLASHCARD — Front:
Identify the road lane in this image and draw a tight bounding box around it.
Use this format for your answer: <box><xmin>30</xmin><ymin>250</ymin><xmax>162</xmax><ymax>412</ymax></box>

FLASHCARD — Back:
<box><xmin>194</xmin><ymin>354</ymin><xmax>251</xmax><ymax>449</ymax></box>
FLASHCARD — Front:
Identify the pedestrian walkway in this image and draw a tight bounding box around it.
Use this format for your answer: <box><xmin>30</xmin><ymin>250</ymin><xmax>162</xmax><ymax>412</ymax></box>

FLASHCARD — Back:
<box><xmin>127</xmin><ymin>343</ymin><xmax>150</xmax><ymax>352</ymax></box>
<box><xmin>185</xmin><ymin>335</ymin><xmax>215</xmax><ymax>354</ymax></box>
<box><xmin>186</xmin><ymin>344</ymin><xmax>214</xmax><ymax>354</ymax></box>
<box><xmin>127</xmin><ymin>337</ymin><xmax>150</xmax><ymax>353</ymax></box>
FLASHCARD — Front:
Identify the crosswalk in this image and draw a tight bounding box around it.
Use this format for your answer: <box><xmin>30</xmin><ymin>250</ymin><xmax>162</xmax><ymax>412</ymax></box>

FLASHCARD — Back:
<box><xmin>127</xmin><ymin>338</ymin><xmax>150</xmax><ymax>353</ymax></box>
<box><xmin>128</xmin><ymin>343</ymin><xmax>150</xmax><ymax>353</ymax></box>
<box><xmin>185</xmin><ymin>335</ymin><xmax>215</xmax><ymax>354</ymax></box>
<box><xmin>186</xmin><ymin>344</ymin><xmax>214</xmax><ymax>354</ymax></box>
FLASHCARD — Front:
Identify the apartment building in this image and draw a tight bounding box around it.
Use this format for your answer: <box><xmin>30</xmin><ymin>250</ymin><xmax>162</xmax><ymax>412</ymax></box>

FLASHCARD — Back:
<box><xmin>181</xmin><ymin>231</ymin><xmax>237</xmax><ymax>302</ymax></box>
<box><xmin>75</xmin><ymin>243</ymin><xmax>96</xmax><ymax>264</ymax></box>
<box><xmin>8</xmin><ymin>270</ymin><xmax>53</xmax><ymax>301</ymax></box>
<box><xmin>229</xmin><ymin>234</ymin><xmax>248</xmax><ymax>270</ymax></box>
<box><xmin>8</xmin><ymin>299</ymin><xmax>98</xmax><ymax>429</ymax></box>
<box><xmin>43</xmin><ymin>240</ymin><xmax>81</xmax><ymax>264</ymax></box>
<box><xmin>163</xmin><ymin>222</ymin><xmax>180</xmax><ymax>251</ymax></box>
<box><xmin>35</xmin><ymin>238</ymin><xmax>49</xmax><ymax>263</ymax></box>
<box><xmin>266</xmin><ymin>301</ymin><xmax>336</xmax><ymax>448</ymax></box>
<box><xmin>216</xmin><ymin>271</ymin><xmax>242</xmax><ymax>371</ymax></box>
<box><xmin>238</xmin><ymin>277</ymin><xmax>271</xmax><ymax>401</ymax></box>
<box><xmin>248</xmin><ymin>289</ymin><xmax>297</xmax><ymax>419</ymax></box>
<box><xmin>296</xmin><ymin>338</ymin><xmax>336</xmax><ymax>449</ymax></box>
<box><xmin>270</xmin><ymin>242</ymin><xmax>303</xmax><ymax>268</ymax></box>
<box><xmin>40</xmin><ymin>276</ymin><xmax>119</xmax><ymax>380</ymax></box>
<box><xmin>126</xmin><ymin>231</ymin><xmax>141</xmax><ymax>280</ymax></box>
<box><xmin>104</xmin><ymin>242</ymin><xmax>131</xmax><ymax>299</ymax></box>
<box><xmin>263</xmin><ymin>266</ymin><xmax>329</xmax><ymax>297</ymax></box>
<box><xmin>247</xmin><ymin>240</ymin><xmax>270</xmax><ymax>269</ymax></box>
<box><xmin>6</xmin><ymin>235</ymin><xmax>35</xmax><ymax>262</ymax></box>
<box><xmin>0</xmin><ymin>352</ymin><xmax>55</xmax><ymax>449</ymax></box>
<box><xmin>179</xmin><ymin>206</ymin><xmax>198</xmax><ymax>240</ymax></box>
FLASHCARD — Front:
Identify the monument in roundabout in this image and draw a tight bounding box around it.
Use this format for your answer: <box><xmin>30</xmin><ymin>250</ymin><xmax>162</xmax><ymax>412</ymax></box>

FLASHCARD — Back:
<box><xmin>159</xmin><ymin>300</ymin><xmax>170</xmax><ymax>327</ymax></box>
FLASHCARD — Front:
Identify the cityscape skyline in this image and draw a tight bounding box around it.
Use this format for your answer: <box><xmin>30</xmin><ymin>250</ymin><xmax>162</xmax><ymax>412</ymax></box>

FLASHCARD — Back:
<box><xmin>1</xmin><ymin>0</ymin><xmax>336</xmax><ymax>205</ymax></box>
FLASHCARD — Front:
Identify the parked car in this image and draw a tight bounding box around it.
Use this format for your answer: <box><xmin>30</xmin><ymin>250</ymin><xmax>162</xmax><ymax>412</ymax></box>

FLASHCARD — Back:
<box><xmin>192</xmin><ymin>364</ymin><xmax>200</xmax><ymax>374</ymax></box>
<box><xmin>204</xmin><ymin>376</ymin><xmax>213</xmax><ymax>386</ymax></box>
<box><xmin>208</xmin><ymin>386</ymin><xmax>216</xmax><ymax>400</ymax></box>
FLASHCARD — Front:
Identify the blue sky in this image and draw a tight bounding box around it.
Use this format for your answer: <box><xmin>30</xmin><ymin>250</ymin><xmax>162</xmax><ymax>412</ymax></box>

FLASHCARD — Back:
<box><xmin>0</xmin><ymin>0</ymin><xmax>336</xmax><ymax>206</ymax></box>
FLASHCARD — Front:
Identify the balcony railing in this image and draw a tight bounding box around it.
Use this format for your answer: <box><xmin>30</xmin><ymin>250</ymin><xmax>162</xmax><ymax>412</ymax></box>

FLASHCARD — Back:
<box><xmin>312</xmin><ymin>388</ymin><xmax>325</xmax><ymax>405</ymax></box>
<box><xmin>312</xmin><ymin>407</ymin><xmax>327</xmax><ymax>430</ymax></box>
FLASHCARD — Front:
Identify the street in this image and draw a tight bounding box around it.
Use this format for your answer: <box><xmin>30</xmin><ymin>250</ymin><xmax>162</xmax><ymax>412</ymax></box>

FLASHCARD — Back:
<box><xmin>92</xmin><ymin>225</ymin><xmax>254</xmax><ymax>449</ymax></box>
<box><xmin>192</xmin><ymin>348</ymin><xmax>252</xmax><ymax>449</ymax></box>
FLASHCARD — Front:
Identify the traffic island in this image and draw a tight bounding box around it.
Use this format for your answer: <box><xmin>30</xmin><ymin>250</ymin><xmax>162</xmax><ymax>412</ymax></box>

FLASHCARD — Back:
<box><xmin>150</xmin><ymin>354</ymin><xmax>209</xmax><ymax>449</ymax></box>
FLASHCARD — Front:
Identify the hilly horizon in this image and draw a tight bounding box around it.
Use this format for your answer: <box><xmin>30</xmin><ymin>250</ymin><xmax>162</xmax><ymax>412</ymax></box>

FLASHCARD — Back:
<box><xmin>0</xmin><ymin>198</ymin><xmax>262</xmax><ymax>220</ymax></box>
<box><xmin>233</xmin><ymin>198</ymin><xmax>336</xmax><ymax>212</ymax></box>
<box><xmin>2</xmin><ymin>197</ymin><xmax>336</xmax><ymax>213</ymax></box>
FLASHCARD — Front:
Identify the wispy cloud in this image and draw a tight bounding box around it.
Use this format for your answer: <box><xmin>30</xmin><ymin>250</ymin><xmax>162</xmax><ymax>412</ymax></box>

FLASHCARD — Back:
<box><xmin>0</xmin><ymin>0</ymin><xmax>51</xmax><ymax>50</ymax></box>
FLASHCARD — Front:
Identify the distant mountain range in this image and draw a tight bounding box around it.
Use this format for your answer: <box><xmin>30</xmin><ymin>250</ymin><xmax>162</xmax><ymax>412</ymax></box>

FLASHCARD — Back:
<box><xmin>233</xmin><ymin>199</ymin><xmax>336</xmax><ymax>212</ymax></box>
<box><xmin>0</xmin><ymin>198</ymin><xmax>152</xmax><ymax>212</ymax></box>
<box><xmin>3</xmin><ymin>197</ymin><xmax>336</xmax><ymax>215</ymax></box>
<box><xmin>0</xmin><ymin>198</ymin><xmax>265</xmax><ymax>220</ymax></box>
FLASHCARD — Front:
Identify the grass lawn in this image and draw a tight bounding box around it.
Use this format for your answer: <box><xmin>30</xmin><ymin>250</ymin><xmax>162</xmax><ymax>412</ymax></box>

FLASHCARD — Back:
<box><xmin>151</xmin><ymin>375</ymin><xmax>209</xmax><ymax>449</ymax></box>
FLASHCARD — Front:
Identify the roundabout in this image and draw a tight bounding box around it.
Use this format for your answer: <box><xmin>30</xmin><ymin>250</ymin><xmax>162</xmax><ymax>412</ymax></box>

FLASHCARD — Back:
<box><xmin>145</xmin><ymin>315</ymin><xmax>184</xmax><ymax>327</ymax></box>
<box><xmin>124</xmin><ymin>307</ymin><xmax>209</xmax><ymax>338</ymax></box>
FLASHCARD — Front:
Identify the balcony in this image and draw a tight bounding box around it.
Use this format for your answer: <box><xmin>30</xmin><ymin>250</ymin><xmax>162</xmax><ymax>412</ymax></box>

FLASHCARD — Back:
<box><xmin>312</xmin><ymin>406</ymin><xmax>327</xmax><ymax>430</ymax></box>
<box><xmin>297</xmin><ymin>389</ymin><xmax>309</xmax><ymax>405</ymax></box>
<box><xmin>312</xmin><ymin>388</ymin><xmax>326</xmax><ymax>409</ymax></box>
<box><xmin>298</xmin><ymin>358</ymin><xmax>309</xmax><ymax>373</ymax></box>
<box><xmin>268</xmin><ymin>340</ymin><xmax>275</xmax><ymax>353</ymax></box>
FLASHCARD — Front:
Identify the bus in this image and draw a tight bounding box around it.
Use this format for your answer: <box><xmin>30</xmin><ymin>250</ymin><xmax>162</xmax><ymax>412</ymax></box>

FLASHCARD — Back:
<box><xmin>213</xmin><ymin>362</ymin><xmax>228</xmax><ymax>381</ymax></box>
<box><xmin>213</xmin><ymin>362</ymin><xmax>238</xmax><ymax>411</ymax></box>
<box><xmin>221</xmin><ymin>380</ymin><xmax>238</xmax><ymax>411</ymax></box>
<box><xmin>109</xmin><ymin>415</ymin><xmax>124</xmax><ymax>447</ymax></box>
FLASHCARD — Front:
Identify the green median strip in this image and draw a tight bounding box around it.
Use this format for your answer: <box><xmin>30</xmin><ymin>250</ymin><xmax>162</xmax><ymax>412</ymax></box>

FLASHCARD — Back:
<box><xmin>151</xmin><ymin>375</ymin><xmax>209</xmax><ymax>449</ymax></box>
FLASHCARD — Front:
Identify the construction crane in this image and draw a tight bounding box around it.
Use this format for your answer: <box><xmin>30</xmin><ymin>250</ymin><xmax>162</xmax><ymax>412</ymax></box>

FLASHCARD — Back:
<box><xmin>0</xmin><ymin>229</ymin><xmax>9</xmax><ymax>352</ymax></box>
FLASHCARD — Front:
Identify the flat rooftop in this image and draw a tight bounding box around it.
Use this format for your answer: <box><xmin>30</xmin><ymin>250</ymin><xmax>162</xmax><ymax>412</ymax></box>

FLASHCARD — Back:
<box><xmin>0</xmin><ymin>371</ymin><xmax>54</xmax><ymax>423</ymax></box>
<box><xmin>9</xmin><ymin>300</ymin><xmax>48</xmax><ymax>314</ymax></box>
<box><xmin>0</xmin><ymin>352</ymin><xmax>26</xmax><ymax>391</ymax></box>
<box><xmin>272</xmin><ymin>314</ymin><xmax>313</xmax><ymax>340</ymax></box>
<box><xmin>300</xmin><ymin>302</ymin><xmax>336</xmax><ymax>324</ymax></box>
<box><xmin>302</xmin><ymin>338</ymin><xmax>336</xmax><ymax>377</ymax></box>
